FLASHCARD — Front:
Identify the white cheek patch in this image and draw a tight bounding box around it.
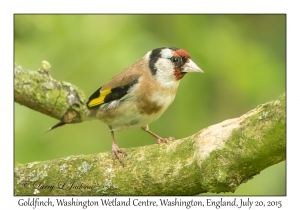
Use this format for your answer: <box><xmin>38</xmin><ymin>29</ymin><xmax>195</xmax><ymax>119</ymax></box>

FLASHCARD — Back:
<box><xmin>155</xmin><ymin>58</ymin><xmax>173</xmax><ymax>73</ymax></box>
<box><xmin>160</xmin><ymin>48</ymin><xmax>174</xmax><ymax>58</ymax></box>
<box><xmin>155</xmin><ymin>58</ymin><xmax>180</xmax><ymax>88</ymax></box>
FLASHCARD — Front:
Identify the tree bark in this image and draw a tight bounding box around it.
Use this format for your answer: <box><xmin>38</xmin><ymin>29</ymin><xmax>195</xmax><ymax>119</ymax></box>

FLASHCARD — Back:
<box><xmin>14</xmin><ymin>61</ymin><xmax>88</xmax><ymax>124</ymax></box>
<box><xmin>14</xmin><ymin>62</ymin><xmax>286</xmax><ymax>196</ymax></box>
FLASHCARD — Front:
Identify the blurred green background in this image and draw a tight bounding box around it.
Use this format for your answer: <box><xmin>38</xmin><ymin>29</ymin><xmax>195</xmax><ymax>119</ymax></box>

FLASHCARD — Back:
<box><xmin>14</xmin><ymin>14</ymin><xmax>286</xmax><ymax>195</ymax></box>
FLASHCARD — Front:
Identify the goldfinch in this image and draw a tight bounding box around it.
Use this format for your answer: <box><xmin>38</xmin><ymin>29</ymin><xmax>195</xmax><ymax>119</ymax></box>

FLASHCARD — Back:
<box><xmin>49</xmin><ymin>47</ymin><xmax>203</xmax><ymax>165</ymax></box>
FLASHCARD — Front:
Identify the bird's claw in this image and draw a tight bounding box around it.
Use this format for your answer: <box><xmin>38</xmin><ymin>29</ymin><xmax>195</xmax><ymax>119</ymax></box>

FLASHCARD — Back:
<box><xmin>156</xmin><ymin>136</ymin><xmax>175</xmax><ymax>144</ymax></box>
<box><xmin>112</xmin><ymin>143</ymin><xmax>126</xmax><ymax>166</ymax></box>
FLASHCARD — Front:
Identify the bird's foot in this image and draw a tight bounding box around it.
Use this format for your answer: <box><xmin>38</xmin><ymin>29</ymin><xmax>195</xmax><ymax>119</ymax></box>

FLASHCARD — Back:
<box><xmin>156</xmin><ymin>136</ymin><xmax>175</xmax><ymax>144</ymax></box>
<box><xmin>112</xmin><ymin>143</ymin><xmax>126</xmax><ymax>166</ymax></box>
<box><xmin>141</xmin><ymin>125</ymin><xmax>175</xmax><ymax>144</ymax></box>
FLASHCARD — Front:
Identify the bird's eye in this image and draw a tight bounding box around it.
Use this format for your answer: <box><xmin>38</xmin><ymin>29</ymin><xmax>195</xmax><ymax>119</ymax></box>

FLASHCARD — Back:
<box><xmin>171</xmin><ymin>57</ymin><xmax>179</xmax><ymax>63</ymax></box>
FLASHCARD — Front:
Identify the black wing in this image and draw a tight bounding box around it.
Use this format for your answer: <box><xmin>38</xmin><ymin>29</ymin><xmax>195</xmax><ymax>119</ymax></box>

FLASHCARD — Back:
<box><xmin>86</xmin><ymin>77</ymin><xmax>139</xmax><ymax>108</ymax></box>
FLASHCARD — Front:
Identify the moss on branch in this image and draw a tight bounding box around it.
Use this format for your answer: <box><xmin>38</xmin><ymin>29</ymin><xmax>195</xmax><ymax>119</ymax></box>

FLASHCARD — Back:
<box><xmin>14</xmin><ymin>61</ymin><xmax>88</xmax><ymax>123</ymax></box>
<box><xmin>14</xmin><ymin>62</ymin><xmax>286</xmax><ymax>197</ymax></box>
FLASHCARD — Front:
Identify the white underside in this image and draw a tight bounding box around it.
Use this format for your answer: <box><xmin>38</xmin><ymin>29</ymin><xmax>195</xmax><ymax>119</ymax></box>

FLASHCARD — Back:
<box><xmin>101</xmin><ymin>92</ymin><xmax>176</xmax><ymax>131</ymax></box>
<box><xmin>98</xmin><ymin>81</ymin><xmax>179</xmax><ymax>132</ymax></box>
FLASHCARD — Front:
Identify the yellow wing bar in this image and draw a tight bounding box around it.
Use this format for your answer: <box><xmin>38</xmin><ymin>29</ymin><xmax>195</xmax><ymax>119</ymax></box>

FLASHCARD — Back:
<box><xmin>87</xmin><ymin>89</ymin><xmax>111</xmax><ymax>107</ymax></box>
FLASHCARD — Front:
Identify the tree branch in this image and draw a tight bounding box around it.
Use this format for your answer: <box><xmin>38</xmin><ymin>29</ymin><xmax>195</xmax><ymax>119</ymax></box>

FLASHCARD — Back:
<box><xmin>14</xmin><ymin>62</ymin><xmax>286</xmax><ymax>196</ymax></box>
<box><xmin>14</xmin><ymin>61</ymin><xmax>88</xmax><ymax>123</ymax></box>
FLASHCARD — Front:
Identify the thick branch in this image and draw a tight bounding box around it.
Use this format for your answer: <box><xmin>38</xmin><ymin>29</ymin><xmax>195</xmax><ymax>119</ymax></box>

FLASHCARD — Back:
<box><xmin>14</xmin><ymin>62</ymin><xmax>285</xmax><ymax>195</ymax></box>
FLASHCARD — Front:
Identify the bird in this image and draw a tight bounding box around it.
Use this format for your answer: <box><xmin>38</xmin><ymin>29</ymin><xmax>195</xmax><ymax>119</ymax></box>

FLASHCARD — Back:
<box><xmin>48</xmin><ymin>47</ymin><xmax>203</xmax><ymax>165</ymax></box>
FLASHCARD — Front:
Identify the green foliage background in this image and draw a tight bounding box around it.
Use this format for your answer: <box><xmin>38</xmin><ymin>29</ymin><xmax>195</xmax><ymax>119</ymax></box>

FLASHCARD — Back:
<box><xmin>14</xmin><ymin>14</ymin><xmax>286</xmax><ymax>195</ymax></box>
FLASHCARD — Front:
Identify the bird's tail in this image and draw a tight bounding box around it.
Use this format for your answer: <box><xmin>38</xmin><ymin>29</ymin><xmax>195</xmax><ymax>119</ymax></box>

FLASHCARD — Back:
<box><xmin>46</xmin><ymin>121</ymin><xmax>66</xmax><ymax>133</ymax></box>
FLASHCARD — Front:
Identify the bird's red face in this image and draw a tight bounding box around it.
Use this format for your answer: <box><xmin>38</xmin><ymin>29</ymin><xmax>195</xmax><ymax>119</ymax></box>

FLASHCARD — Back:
<box><xmin>172</xmin><ymin>49</ymin><xmax>191</xmax><ymax>80</ymax></box>
<box><xmin>173</xmin><ymin>49</ymin><xmax>190</xmax><ymax>58</ymax></box>
<box><xmin>173</xmin><ymin>67</ymin><xmax>185</xmax><ymax>80</ymax></box>
<box><xmin>146</xmin><ymin>47</ymin><xmax>203</xmax><ymax>86</ymax></box>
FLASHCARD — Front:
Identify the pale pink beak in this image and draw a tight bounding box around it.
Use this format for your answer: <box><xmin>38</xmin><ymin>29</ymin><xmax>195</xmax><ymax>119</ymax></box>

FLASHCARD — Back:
<box><xmin>182</xmin><ymin>59</ymin><xmax>204</xmax><ymax>73</ymax></box>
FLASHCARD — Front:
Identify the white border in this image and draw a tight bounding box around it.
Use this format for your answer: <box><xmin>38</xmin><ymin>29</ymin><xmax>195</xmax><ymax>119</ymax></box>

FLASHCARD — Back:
<box><xmin>3</xmin><ymin>0</ymin><xmax>299</xmax><ymax>209</ymax></box>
